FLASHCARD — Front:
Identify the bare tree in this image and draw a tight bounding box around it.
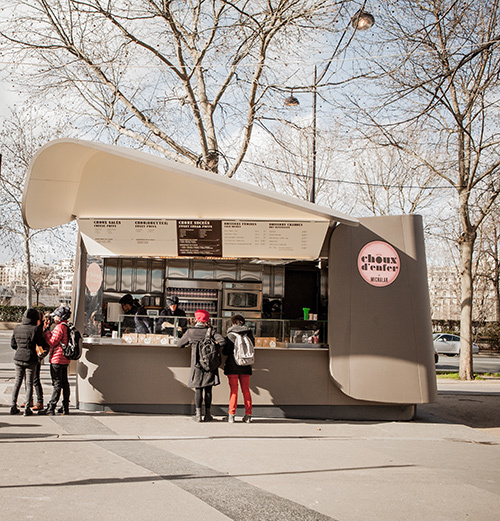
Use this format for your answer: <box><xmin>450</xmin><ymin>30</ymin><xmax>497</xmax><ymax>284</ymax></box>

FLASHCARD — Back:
<box><xmin>0</xmin><ymin>0</ymin><xmax>357</xmax><ymax>177</ymax></box>
<box><xmin>475</xmin><ymin>209</ymin><xmax>500</xmax><ymax>322</ymax></box>
<box><xmin>352</xmin><ymin>143</ymin><xmax>442</xmax><ymax>216</ymax></box>
<box><xmin>243</xmin><ymin>123</ymin><xmax>349</xmax><ymax>209</ymax></box>
<box><xmin>346</xmin><ymin>0</ymin><xmax>500</xmax><ymax>379</ymax></box>
<box><xmin>30</xmin><ymin>265</ymin><xmax>55</xmax><ymax>306</ymax></box>
<box><xmin>0</xmin><ymin>107</ymin><xmax>77</xmax><ymax>306</ymax></box>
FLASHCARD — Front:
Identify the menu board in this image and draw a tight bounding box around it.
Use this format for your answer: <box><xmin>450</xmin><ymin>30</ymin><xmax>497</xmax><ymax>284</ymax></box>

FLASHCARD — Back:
<box><xmin>78</xmin><ymin>218</ymin><xmax>329</xmax><ymax>259</ymax></box>
<box><xmin>177</xmin><ymin>220</ymin><xmax>222</xmax><ymax>257</ymax></box>
<box><xmin>222</xmin><ymin>221</ymin><xmax>329</xmax><ymax>259</ymax></box>
<box><xmin>78</xmin><ymin>219</ymin><xmax>177</xmax><ymax>256</ymax></box>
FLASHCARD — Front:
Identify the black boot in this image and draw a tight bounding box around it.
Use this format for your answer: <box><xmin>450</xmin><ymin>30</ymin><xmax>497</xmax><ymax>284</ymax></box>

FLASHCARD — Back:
<box><xmin>204</xmin><ymin>407</ymin><xmax>213</xmax><ymax>422</ymax></box>
<box><xmin>43</xmin><ymin>405</ymin><xmax>55</xmax><ymax>416</ymax></box>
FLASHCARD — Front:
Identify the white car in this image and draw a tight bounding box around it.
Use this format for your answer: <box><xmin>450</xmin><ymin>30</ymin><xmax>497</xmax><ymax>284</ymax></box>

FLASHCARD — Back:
<box><xmin>433</xmin><ymin>333</ymin><xmax>479</xmax><ymax>356</ymax></box>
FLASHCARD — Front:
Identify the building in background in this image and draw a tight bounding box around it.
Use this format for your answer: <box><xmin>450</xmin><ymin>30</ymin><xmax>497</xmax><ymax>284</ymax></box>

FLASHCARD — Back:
<box><xmin>428</xmin><ymin>265</ymin><xmax>497</xmax><ymax>322</ymax></box>
<box><xmin>428</xmin><ymin>266</ymin><xmax>460</xmax><ymax>321</ymax></box>
<box><xmin>0</xmin><ymin>262</ymin><xmax>25</xmax><ymax>287</ymax></box>
<box><xmin>49</xmin><ymin>258</ymin><xmax>75</xmax><ymax>304</ymax></box>
<box><xmin>0</xmin><ymin>258</ymin><xmax>74</xmax><ymax>306</ymax></box>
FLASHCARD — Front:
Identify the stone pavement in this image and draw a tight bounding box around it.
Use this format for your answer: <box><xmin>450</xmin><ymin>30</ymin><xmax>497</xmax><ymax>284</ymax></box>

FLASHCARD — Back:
<box><xmin>0</xmin><ymin>363</ymin><xmax>499</xmax><ymax>521</ymax></box>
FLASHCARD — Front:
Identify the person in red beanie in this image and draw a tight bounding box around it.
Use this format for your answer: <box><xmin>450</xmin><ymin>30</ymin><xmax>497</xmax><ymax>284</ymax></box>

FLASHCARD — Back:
<box><xmin>177</xmin><ymin>309</ymin><xmax>225</xmax><ymax>422</ymax></box>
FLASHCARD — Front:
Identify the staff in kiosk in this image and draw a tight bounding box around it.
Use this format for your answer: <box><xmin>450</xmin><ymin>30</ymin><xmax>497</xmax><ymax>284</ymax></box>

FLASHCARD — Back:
<box><xmin>157</xmin><ymin>295</ymin><xmax>187</xmax><ymax>336</ymax></box>
<box><xmin>119</xmin><ymin>294</ymin><xmax>153</xmax><ymax>334</ymax></box>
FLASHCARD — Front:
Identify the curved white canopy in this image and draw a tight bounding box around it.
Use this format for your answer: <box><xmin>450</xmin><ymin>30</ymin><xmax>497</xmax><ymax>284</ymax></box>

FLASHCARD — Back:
<box><xmin>23</xmin><ymin>139</ymin><xmax>358</xmax><ymax>230</ymax></box>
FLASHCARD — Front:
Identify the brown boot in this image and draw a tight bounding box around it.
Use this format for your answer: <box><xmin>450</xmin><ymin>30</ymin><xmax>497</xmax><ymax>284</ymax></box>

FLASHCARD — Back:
<box><xmin>32</xmin><ymin>403</ymin><xmax>44</xmax><ymax>411</ymax></box>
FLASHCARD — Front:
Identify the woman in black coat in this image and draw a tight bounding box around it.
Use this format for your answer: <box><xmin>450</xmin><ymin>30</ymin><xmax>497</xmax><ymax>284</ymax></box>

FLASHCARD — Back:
<box><xmin>10</xmin><ymin>308</ymin><xmax>49</xmax><ymax>416</ymax></box>
<box><xmin>177</xmin><ymin>309</ymin><xmax>225</xmax><ymax>422</ymax></box>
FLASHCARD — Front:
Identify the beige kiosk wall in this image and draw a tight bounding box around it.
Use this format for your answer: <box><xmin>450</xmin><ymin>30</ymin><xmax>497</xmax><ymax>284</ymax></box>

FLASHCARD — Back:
<box><xmin>328</xmin><ymin>214</ymin><xmax>438</xmax><ymax>404</ymax></box>
<box><xmin>75</xmin><ymin>230</ymin><xmax>420</xmax><ymax>420</ymax></box>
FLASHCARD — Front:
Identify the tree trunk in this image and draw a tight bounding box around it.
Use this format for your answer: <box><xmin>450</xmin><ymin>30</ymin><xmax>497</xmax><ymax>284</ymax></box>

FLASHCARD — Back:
<box><xmin>494</xmin><ymin>237</ymin><xmax>500</xmax><ymax>322</ymax></box>
<box><xmin>24</xmin><ymin>232</ymin><xmax>32</xmax><ymax>308</ymax></box>
<box><xmin>459</xmin><ymin>234</ymin><xmax>475</xmax><ymax>380</ymax></box>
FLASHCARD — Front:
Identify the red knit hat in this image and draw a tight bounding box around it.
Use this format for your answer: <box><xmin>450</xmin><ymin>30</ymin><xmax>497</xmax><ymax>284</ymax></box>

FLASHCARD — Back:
<box><xmin>194</xmin><ymin>309</ymin><xmax>210</xmax><ymax>322</ymax></box>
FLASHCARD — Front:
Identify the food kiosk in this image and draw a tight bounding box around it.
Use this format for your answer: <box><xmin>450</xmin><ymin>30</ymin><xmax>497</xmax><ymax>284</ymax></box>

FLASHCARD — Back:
<box><xmin>22</xmin><ymin>139</ymin><xmax>437</xmax><ymax>420</ymax></box>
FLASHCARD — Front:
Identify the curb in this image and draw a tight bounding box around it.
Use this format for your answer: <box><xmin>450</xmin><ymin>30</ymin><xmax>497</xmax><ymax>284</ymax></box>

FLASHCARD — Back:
<box><xmin>0</xmin><ymin>322</ymin><xmax>19</xmax><ymax>330</ymax></box>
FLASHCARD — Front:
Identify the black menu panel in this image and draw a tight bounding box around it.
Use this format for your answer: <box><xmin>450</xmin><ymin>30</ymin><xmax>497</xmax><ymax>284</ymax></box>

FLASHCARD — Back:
<box><xmin>177</xmin><ymin>220</ymin><xmax>223</xmax><ymax>257</ymax></box>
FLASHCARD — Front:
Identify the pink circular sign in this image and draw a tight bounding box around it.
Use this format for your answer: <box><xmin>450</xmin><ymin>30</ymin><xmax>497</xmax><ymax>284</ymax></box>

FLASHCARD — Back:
<box><xmin>357</xmin><ymin>241</ymin><xmax>400</xmax><ymax>287</ymax></box>
<box><xmin>86</xmin><ymin>262</ymin><xmax>103</xmax><ymax>295</ymax></box>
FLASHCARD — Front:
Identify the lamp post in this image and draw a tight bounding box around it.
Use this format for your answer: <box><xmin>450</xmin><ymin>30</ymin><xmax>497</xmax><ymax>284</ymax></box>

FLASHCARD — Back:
<box><xmin>285</xmin><ymin>9</ymin><xmax>375</xmax><ymax>204</ymax></box>
<box><xmin>311</xmin><ymin>66</ymin><xmax>317</xmax><ymax>203</ymax></box>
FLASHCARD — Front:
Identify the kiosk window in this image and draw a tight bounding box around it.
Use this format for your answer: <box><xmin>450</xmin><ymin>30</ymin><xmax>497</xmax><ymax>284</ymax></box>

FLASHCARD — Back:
<box><xmin>151</xmin><ymin>261</ymin><xmax>164</xmax><ymax>293</ymax></box>
<box><xmin>167</xmin><ymin>260</ymin><xmax>189</xmax><ymax>279</ymax></box>
<box><xmin>121</xmin><ymin>259</ymin><xmax>134</xmax><ymax>292</ymax></box>
<box><xmin>215</xmin><ymin>262</ymin><xmax>237</xmax><ymax>280</ymax></box>
<box><xmin>136</xmin><ymin>259</ymin><xmax>148</xmax><ymax>293</ymax></box>
<box><xmin>104</xmin><ymin>259</ymin><xmax>118</xmax><ymax>291</ymax></box>
<box><xmin>193</xmin><ymin>260</ymin><xmax>215</xmax><ymax>279</ymax></box>
<box><xmin>104</xmin><ymin>258</ymin><xmax>166</xmax><ymax>294</ymax></box>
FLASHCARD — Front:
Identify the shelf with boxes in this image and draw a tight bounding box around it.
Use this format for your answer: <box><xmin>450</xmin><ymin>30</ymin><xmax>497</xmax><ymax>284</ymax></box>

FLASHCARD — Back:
<box><xmin>166</xmin><ymin>279</ymin><xmax>221</xmax><ymax>316</ymax></box>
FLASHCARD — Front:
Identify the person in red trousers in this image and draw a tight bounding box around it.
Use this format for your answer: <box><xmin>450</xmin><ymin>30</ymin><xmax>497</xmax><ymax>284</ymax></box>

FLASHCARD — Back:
<box><xmin>223</xmin><ymin>314</ymin><xmax>254</xmax><ymax>423</ymax></box>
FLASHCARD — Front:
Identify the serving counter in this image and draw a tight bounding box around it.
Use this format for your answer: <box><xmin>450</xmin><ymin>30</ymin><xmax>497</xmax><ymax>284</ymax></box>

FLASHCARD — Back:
<box><xmin>77</xmin><ymin>339</ymin><xmax>415</xmax><ymax>420</ymax></box>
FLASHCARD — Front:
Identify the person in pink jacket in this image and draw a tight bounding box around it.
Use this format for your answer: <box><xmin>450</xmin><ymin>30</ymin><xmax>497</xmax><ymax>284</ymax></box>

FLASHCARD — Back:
<box><xmin>42</xmin><ymin>306</ymin><xmax>71</xmax><ymax>415</ymax></box>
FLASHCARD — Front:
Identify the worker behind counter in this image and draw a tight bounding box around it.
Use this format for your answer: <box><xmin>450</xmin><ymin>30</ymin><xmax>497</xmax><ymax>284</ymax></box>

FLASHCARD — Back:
<box><xmin>119</xmin><ymin>294</ymin><xmax>153</xmax><ymax>334</ymax></box>
<box><xmin>157</xmin><ymin>296</ymin><xmax>187</xmax><ymax>336</ymax></box>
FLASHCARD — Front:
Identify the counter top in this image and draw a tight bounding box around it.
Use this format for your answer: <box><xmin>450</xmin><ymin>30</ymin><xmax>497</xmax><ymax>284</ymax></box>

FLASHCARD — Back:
<box><xmin>82</xmin><ymin>337</ymin><xmax>327</xmax><ymax>350</ymax></box>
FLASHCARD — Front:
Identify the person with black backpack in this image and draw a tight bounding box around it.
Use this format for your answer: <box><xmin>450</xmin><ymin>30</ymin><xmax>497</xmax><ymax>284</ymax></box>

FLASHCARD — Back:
<box><xmin>177</xmin><ymin>309</ymin><xmax>225</xmax><ymax>422</ymax></box>
<box><xmin>223</xmin><ymin>314</ymin><xmax>255</xmax><ymax>423</ymax></box>
<box><xmin>41</xmin><ymin>306</ymin><xmax>72</xmax><ymax>415</ymax></box>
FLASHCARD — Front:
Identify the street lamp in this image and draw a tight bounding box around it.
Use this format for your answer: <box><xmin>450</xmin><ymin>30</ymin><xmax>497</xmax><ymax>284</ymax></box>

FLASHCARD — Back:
<box><xmin>284</xmin><ymin>92</ymin><xmax>300</xmax><ymax>107</ymax></box>
<box><xmin>285</xmin><ymin>9</ymin><xmax>375</xmax><ymax>204</ymax></box>
<box><xmin>351</xmin><ymin>10</ymin><xmax>375</xmax><ymax>31</ymax></box>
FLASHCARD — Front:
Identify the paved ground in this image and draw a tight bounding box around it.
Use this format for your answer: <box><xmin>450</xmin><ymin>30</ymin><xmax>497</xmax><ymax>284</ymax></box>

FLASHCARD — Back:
<box><xmin>0</xmin><ymin>360</ymin><xmax>499</xmax><ymax>521</ymax></box>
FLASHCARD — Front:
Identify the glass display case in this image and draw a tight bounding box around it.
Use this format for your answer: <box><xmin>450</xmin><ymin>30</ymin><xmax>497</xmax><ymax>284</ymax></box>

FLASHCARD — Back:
<box><xmin>111</xmin><ymin>316</ymin><xmax>328</xmax><ymax>348</ymax></box>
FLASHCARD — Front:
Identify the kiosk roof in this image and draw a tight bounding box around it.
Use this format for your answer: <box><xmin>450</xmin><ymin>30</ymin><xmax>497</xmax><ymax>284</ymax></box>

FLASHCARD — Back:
<box><xmin>22</xmin><ymin>139</ymin><xmax>358</xmax><ymax>230</ymax></box>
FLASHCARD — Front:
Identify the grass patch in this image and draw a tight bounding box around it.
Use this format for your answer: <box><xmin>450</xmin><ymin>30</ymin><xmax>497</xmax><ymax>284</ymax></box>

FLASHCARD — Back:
<box><xmin>436</xmin><ymin>372</ymin><xmax>460</xmax><ymax>379</ymax></box>
<box><xmin>436</xmin><ymin>372</ymin><xmax>500</xmax><ymax>380</ymax></box>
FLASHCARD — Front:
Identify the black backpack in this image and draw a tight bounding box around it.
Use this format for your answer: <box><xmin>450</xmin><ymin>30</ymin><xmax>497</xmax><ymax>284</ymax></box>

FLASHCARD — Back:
<box><xmin>197</xmin><ymin>328</ymin><xmax>221</xmax><ymax>372</ymax></box>
<box><xmin>62</xmin><ymin>322</ymin><xmax>83</xmax><ymax>360</ymax></box>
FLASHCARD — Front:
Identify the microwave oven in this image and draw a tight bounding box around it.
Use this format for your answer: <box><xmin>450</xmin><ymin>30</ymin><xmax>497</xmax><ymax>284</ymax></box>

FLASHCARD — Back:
<box><xmin>221</xmin><ymin>282</ymin><xmax>262</xmax><ymax>312</ymax></box>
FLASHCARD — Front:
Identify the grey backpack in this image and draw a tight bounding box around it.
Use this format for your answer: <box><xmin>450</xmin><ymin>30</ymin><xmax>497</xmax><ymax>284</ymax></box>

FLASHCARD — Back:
<box><xmin>232</xmin><ymin>332</ymin><xmax>255</xmax><ymax>366</ymax></box>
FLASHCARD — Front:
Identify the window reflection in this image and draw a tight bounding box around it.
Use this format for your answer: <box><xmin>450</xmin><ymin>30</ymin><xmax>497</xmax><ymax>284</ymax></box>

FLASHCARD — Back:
<box><xmin>136</xmin><ymin>259</ymin><xmax>148</xmax><ymax>293</ymax></box>
<box><xmin>104</xmin><ymin>259</ymin><xmax>118</xmax><ymax>291</ymax></box>
<box><xmin>121</xmin><ymin>259</ymin><xmax>134</xmax><ymax>292</ymax></box>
